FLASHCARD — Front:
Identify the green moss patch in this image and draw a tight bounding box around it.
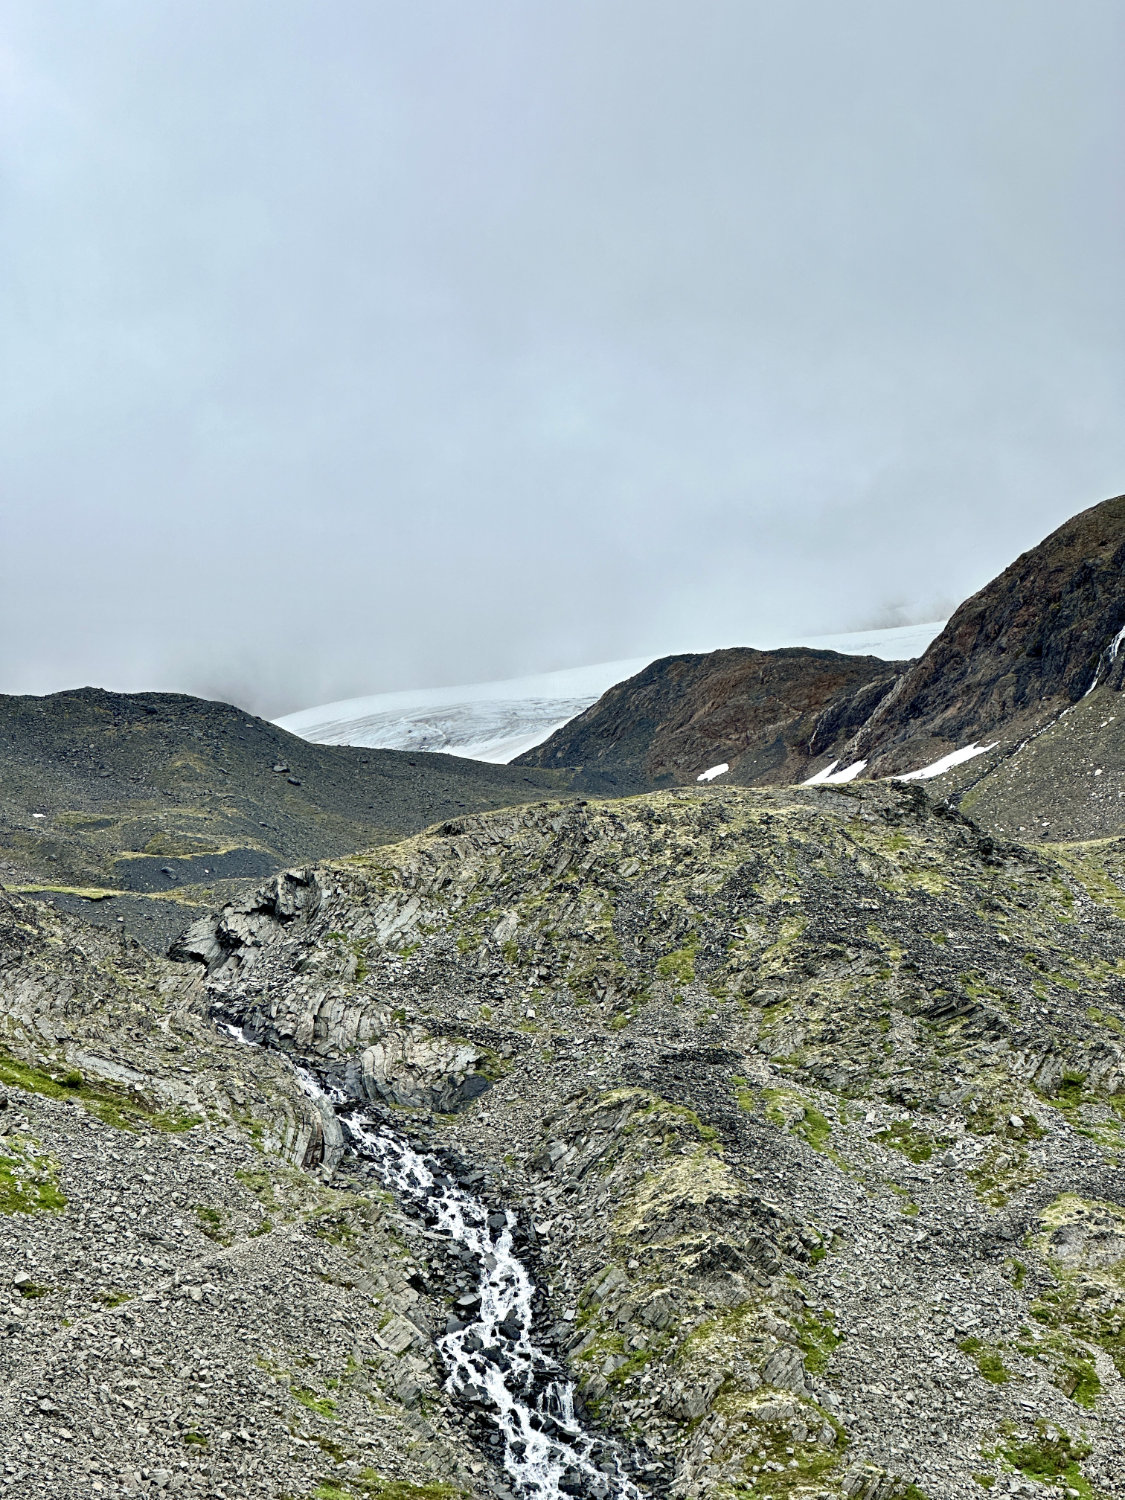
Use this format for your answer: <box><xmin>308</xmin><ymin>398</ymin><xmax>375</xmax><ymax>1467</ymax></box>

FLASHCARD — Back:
<box><xmin>293</xmin><ymin>1387</ymin><xmax>337</xmax><ymax>1420</ymax></box>
<box><xmin>655</xmin><ymin>944</ymin><xmax>697</xmax><ymax>987</ymax></box>
<box><xmin>873</xmin><ymin>1119</ymin><xmax>934</xmax><ymax>1163</ymax></box>
<box><xmin>999</xmin><ymin>1424</ymin><xmax>1092</xmax><ymax>1497</ymax></box>
<box><xmin>318</xmin><ymin>1474</ymin><xmax>461</xmax><ymax>1500</ymax></box>
<box><xmin>194</xmin><ymin>1205</ymin><xmax>234</xmax><ymax>1245</ymax></box>
<box><xmin>967</xmin><ymin>1142</ymin><xmax>1040</xmax><ymax>1208</ymax></box>
<box><xmin>1028</xmin><ymin>1194</ymin><xmax>1125</xmax><ymax>1379</ymax></box>
<box><xmin>795</xmin><ymin>1308</ymin><xmax>842</xmax><ymax>1374</ymax></box>
<box><xmin>723</xmin><ymin>1395</ymin><xmax>844</xmax><ymax>1497</ymax></box>
<box><xmin>0</xmin><ymin>1049</ymin><xmax>201</xmax><ymax>1134</ymax></box>
<box><xmin>957</xmin><ymin>1337</ymin><xmax>1010</xmax><ymax>1385</ymax></box>
<box><xmin>763</xmin><ymin>1089</ymin><xmax>831</xmax><ymax>1151</ymax></box>
<box><xmin>14</xmin><ymin>1278</ymin><xmax>51</xmax><ymax>1298</ymax></box>
<box><xmin>0</xmin><ymin>1139</ymin><xmax>66</xmax><ymax>1215</ymax></box>
<box><xmin>8</xmin><ymin>884</ymin><xmax>122</xmax><ymax>901</ymax></box>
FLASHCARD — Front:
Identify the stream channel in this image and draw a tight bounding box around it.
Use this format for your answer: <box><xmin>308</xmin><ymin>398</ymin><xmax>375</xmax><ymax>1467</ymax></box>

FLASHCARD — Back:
<box><xmin>222</xmin><ymin>1021</ymin><xmax>642</xmax><ymax>1500</ymax></box>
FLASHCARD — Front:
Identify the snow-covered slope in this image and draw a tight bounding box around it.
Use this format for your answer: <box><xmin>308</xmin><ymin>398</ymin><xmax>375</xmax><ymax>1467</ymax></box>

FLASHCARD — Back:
<box><xmin>275</xmin><ymin>621</ymin><xmax>945</xmax><ymax>763</ymax></box>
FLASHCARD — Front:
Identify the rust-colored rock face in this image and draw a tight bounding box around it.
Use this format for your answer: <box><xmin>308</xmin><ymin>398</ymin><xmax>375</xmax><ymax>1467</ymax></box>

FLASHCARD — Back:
<box><xmin>515</xmin><ymin>647</ymin><xmax>904</xmax><ymax>790</ymax></box>
<box><xmin>520</xmin><ymin>494</ymin><xmax>1125</xmax><ymax>817</ymax></box>
<box><xmin>857</xmin><ymin>493</ymin><xmax>1125</xmax><ymax>774</ymax></box>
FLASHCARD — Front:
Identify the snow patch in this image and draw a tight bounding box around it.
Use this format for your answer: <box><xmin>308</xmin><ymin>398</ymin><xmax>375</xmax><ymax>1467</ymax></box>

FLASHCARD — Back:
<box><xmin>803</xmin><ymin>759</ymin><xmax>867</xmax><ymax>785</ymax></box>
<box><xmin>697</xmin><ymin>763</ymin><xmax>729</xmax><ymax>783</ymax></box>
<box><xmin>894</xmin><ymin>742</ymin><xmax>998</xmax><ymax>782</ymax></box>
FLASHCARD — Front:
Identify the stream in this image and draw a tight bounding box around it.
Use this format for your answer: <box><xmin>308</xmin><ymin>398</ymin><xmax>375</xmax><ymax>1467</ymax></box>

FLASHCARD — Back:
<box><xmin>223</xmin><ymin>1024</ymin><xmax>641</xmax><ymax>1500</ymax></box>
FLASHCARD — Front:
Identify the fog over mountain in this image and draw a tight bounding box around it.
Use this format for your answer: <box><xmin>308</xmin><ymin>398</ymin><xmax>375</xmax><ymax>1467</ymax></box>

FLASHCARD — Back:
<box><xmin>1</xmin><ymin>1</ymin><xmax>1122</xmax><ymax>716</ymax></box>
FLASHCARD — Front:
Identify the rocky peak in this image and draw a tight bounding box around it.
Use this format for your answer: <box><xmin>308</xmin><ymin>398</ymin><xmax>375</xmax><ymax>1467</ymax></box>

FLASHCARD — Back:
<box><xmin>853</xmin><ymin>493</ymin><xmax>1125</xmax><ymax>774</ymax></box>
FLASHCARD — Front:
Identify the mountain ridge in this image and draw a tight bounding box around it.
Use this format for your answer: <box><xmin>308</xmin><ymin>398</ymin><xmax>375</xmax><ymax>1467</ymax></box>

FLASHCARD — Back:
<box><xmin>513</xmin><ymin>648</ymin><xmax>905</xmax><ymax>793</ymax></box>
<box><xmin>0</xmin><ymin>685</ymin><xmax>574</xmax><ymax>949</ymax></box>
<box><xmin>518</xmin><ymin>493</ymin><xmax>1125</xmax><ymax>847</ymax></box>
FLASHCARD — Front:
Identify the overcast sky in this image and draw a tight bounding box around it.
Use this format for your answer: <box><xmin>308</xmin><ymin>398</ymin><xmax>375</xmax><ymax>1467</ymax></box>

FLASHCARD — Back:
<box><xmin>2</xmin><ymin>1</ymin><xmax>1123</xmax><ymax>717</ymax></box>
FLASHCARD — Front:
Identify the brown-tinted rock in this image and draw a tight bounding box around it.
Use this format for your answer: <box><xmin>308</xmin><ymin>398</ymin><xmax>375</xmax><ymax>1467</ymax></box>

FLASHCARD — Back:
<box><xmin>855</xmin><ymin>493</ymin><xmax>1125</xmax><ymax>775</ymax></box>
<box><xmin>515</xmin><ymin>647</ymin><xmax>905</xmax><ymax>790</ymax></box>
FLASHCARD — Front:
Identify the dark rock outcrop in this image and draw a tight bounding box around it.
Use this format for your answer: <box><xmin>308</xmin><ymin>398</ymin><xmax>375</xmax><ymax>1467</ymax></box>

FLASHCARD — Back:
<box><xmin>851</xmin><ymin>492</ymin><xmax>1125</xmax><ymax>774</ymax></box>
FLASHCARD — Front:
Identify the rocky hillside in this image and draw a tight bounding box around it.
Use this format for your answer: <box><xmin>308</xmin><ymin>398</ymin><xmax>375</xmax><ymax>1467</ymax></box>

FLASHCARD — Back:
<box><xmin>4</xmin><ymin>496</ymin><xmax>1125</xmax><ymax>1500</ymax></box>
<box><xmin>0</xmin><ymin>884</ymin><xmax>501</xmax><ymax>1500</ymax></box>
<box><xmin>150</xmin><ymin>782</ymin><xmax>1125</xmax><ymax>1499</ymax></box>
<box><xmin>514</xmin><ymin>650</ymin><xmax>904</xmax><ymax>792</ymax></box>
<box><xmin>518</xmin><ymin>495</ymin><xmax>1125</xmax><ymax>847</ymax></box>
<box><xmin>0</xmin><ymin>687</ymin><xmax>571</xmax><ymax>950</ymax></box>
<box><xmin>852</xmin><ymin>493</ymin><xmax>1125</xmax><ymax>777</ymax></box>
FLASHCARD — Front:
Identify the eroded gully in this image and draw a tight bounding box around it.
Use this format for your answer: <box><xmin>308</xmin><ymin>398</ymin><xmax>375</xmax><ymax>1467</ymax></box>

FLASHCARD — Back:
<box><xmin>222</xmin><ymin>1023</ymin><xmax>642</xmax><ymax>1500</ymax></box>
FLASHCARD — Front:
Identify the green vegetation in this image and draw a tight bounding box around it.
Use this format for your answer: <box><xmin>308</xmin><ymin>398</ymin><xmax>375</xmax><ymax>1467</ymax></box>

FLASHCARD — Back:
<box><xmin>1052</xmin><ymin>1070</ymin><xmax>1091</xmax><ymax>1110</ymax></box>
<box><xmin>602</xmin><ymin>1089</ymin><xmax>720</xmax><ymax>1147</ymax></box>
<box><xmin>732</xmin><ymin>1074</ymin><xmax>756</xmax><ymax>1112</ymax></box>
<box><xmin>999</xmin><ymin>1424</ymin><xmax>1092</xmax><ymax>1497</ymax></box>
<box><xmin>14</xmin><ymin>1278</ymin><xmax>51</xmax><ymax>1298</ymax></box>
<box><xmin>1065</xmin><ymin>1358</ymin><xmax>1102</xmax><ymax>1409</ymax></box>
<box><xmin>0</xmin><ymin>1048</ymin><xmax>201</xmax><ymax>1133</ymax></box>
<box><xmin>7</xmin><ymin>884</ymin><xmax>122</xmax><ymax>901</ymax></box>
<box><xmin>194</xmin><ymin>1205</ymin><xmax>233</xmax><ymax>1245</ymax></box>
<box><xmin>293</xmin><ymin>1387</ymin><xmax>337</xmax><ymax>1419</ymax></box>
<box><xmin>722</xmin><ymin>1398</ymin><xmax>845</xmax><ymax>1498</ymax></box>
<box><xmin>236</xmin><ymin>1167</ymin><xmax>282</xmax><ymax>1212</ymax></box>
<box><xmin>1024</xmin><ymin>1313</ymin><xmax>1112</xmax><ymax>1402</ymax></box>
<box><xmin>795</xmin><ymin>1308</ymin><xmax>842</xmax><ymax>1375</ymax></box>
<box><xmin>964</xmin><ymin>1105</ymin><xmax>1044</xmax><ymax>1141</ymax></box>
<box><xmin>763</xmin><ymin>1089</ymin><xmax>831</xmax><ymax>1151</ymax></box>
<box><xmin>182</xmin><ymin>1431</ymin><xmax>208</xmax><ymax>1448</ymax></box>
<box><xmin>1030</xmin><ymin>1195</ymin><xmax>1125</xmax><ymax>1379</ymax></box>
<box><xmin>967</xmin><ymin>1142</ymin><xmax>1039</xmax><ymax>1208</ymax></box>
<box><xmin>873</xmin><ymin>1120</ymin><xmax>934</xmax><ymax>1163</ymax></box>
<box><xmin>311</xmin><ymin>1212</ymin><xmax>357</xmax><ymax>1247</ymax></box>
<box><xmin>1049</xmin><ymin>842</ymin><xmax>1125</xmax><ymax>922</ymax></box>
<box><xmin>656</xmin><ymin>943</ymin><xmax>697</xmax><ymax>987</ymax></box>
<box><xmin>314</xmin><ymin>1475</ymin><xmax>461</xmax><ymax>1500</ymax></box>
<box><xmin>1087</xmin><ymin>1004</ymin><xmax>1125</xmax><ymax>1036</ymax></box>
<box><xmin>95</xmin><ymin>1289</ymin><xmax>132</xmax><ymax>1308</ymax></box>
<box><xmin>0</xmin><ymin>1137</ymin><xmax>66</xmax><ymax>1215</ymax></box>
<box><xmin>957</xmin><ymin>1337</ymin><xmax>1010</xmax><ymax>1385</ymax></box>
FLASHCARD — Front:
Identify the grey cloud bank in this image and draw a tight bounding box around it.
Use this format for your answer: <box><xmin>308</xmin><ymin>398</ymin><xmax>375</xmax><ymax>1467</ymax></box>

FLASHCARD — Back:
<box><xmin>1</xmin><ymin>1</ymin><xmax>1122</xmax><ymax>717</ymax></box>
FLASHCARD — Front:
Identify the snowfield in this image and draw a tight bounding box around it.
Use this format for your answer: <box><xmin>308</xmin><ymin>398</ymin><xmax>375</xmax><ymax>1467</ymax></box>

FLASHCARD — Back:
<box><xmin>275</xmin><ymin>620</ymin><xmax>946</xmax><ymax>764</ymax></box>
<box><xmin>803</xmin><ymin>759</ymin><xmax>868</xmax><ymax>786</ymax></box>
<box><xmin>697</xmin><ymin>763</ymin><xmax>730</xmax><ymax>783</ymax></box>
<box><xmin>893</xmin><ymin>742</ymin><xmax>999</xmax><ymax>781</ymax></box>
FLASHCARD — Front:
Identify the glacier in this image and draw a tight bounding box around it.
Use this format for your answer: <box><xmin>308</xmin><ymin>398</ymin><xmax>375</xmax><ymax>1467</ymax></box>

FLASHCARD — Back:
<box><xmin>275</xmin><ymin>620</ymin><xmax>946</xmax><ymax>764</ymax></box>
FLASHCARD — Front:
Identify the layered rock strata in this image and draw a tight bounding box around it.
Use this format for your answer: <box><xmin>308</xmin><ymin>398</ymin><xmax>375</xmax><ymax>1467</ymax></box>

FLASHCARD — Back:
<box><xmin>172</xmin><ymin>785</ymin><xmax>1125</xmax><ymax>1499</ymax></box>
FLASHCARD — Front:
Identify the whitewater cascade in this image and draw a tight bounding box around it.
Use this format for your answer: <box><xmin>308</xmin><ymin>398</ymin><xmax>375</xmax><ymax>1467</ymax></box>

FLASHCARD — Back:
<box><xmin>222</xmin><ymin>1025</ymin><xmax>640</xmax><ymax>1500</ymax></box>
